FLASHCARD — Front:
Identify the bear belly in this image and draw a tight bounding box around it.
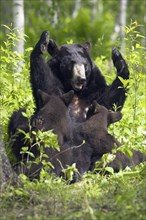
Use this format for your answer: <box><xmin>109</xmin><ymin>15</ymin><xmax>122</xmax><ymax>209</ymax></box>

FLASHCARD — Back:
<box><xmin>69</xmin><ymin>95</ymin><xmax>89</xmax><ymax>122</ymax></box>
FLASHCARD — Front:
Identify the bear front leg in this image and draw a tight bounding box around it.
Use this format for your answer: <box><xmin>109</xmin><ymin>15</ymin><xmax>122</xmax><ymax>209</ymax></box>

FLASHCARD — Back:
<box><xmin>31</xmin><ymin>30</ymin><xmax>50</xmax><ymax>56</ymax></box>
<box><xmin>30</xmin><ymin>31</ymin><xmax>51</xmax><ymax>110</ymax></box>
<box><xmin>104</xmin><ymin>48</ymin><xmax>130</xmax><ymax>111</ymax></box>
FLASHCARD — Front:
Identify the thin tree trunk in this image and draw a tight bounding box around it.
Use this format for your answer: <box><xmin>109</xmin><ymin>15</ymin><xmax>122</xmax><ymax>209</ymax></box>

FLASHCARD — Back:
<box><xmin>91</xmin><ymin>0</ymin><xmax>103</xmax><ymax>20</ymax></box>
<box><xmin>91</xmin><ymin>0</ymin><xmax>97</xmax><ymax>20</ymax></box>
<box><xmin>0</xmin><ymin>0</ymin><xmax>12</xmax><ymax>32</ymax></box>
<box><xmin>72</xmin><ymin>0</ymin><xmax>81</xmax><ymax>18</ymax></box>
<box><xmin>144</xmin><ymin>13</ymin><xmax>146</xmax><ymax>52</ymax></box>
<box><xmin>45</xmin><ymin>0</ymin><xmax>58</xmax><ymax>26</ymax></box>
<box><xmin>119</xmin><ymin>0</ymin><xmax>128</xmax><ymax>53</ymax></box>
<box><xmin>12</xmin><ymin>0</ymin><xmax>24</xmax><ymax>73</ymax></box>
<box><xmin>12</xmin><ymin>0</ymin><xmax>24</xmax><ymax>55</ymax></box>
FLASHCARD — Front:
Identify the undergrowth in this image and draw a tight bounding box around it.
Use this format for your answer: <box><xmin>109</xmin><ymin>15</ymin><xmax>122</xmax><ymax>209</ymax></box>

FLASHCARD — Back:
<box><xmin>0</xmin><ymin>164</ymin><xmax>146</xmax><ymax>220</ymax></box>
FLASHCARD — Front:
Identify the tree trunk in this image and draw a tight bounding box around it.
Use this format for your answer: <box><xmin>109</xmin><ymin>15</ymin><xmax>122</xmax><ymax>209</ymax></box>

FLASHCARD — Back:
<box><xmin>12</xmin><ymin>0</ymin><xmax>24</xmax><ymax>55</ymax></box>
<box><xmin>91</xmin><ymin>0</ymin><xmax>97</xmax><ymax>20</ymax></box>
<box><xmin>45</xmin><ymin>0</ymin><xmax>58</xmax><ymax>26</ymax></box>
<box><xmin>0</xmin><ymin>131</ymin><xmax>17</xmax><ymax>186</ymax></box>
<box><xmin>72</xmin><ymin>0</ymin><xmax>81</xmax><ymax>18</ymax></box>
<box><xmin>119</xmin><ymin>0</ymin><xmax>128</xmax><ymax>53</ymax></box>
<box><xmin>12</xmin><ymin>0</ymin><xmax>24</xmax><ymax>73</ymax></box>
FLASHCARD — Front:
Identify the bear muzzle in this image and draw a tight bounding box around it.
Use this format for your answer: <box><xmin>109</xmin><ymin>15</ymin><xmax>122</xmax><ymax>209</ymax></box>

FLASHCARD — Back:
<box><xmin>71</xmin><ymin>64</ymin><xmax>86</xmax><ymax>91</ymax></box>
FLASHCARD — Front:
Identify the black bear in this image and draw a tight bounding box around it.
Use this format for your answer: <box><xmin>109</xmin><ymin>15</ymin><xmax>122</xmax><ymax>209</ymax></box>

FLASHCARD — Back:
<box><xmin>72</xmin><ymin>101</ymin><xmax>122</xmax><ymax>174</ymax></box>
<box><xmin>30</xmin><ymin>31</ymin><xmax>129</xmax><ymax>122</ymax></box>
<box><xmin>28</xmin><ymin>90</ymin><xmax>75</xmax><ymax>178</ymax></box>
<box><xmin>8</xmin><ymin>90</ymin><xmax>74</xmax><ymax>177</ymax></box>
<box><xmin>31</xmin><ymin>89</ymin><xmax>74</xmax><ymax>147</ymax></box>
<box><xmin>47</xmin><ymin>32</ymin><xmax>129</xmax><ymax>122</ymax></box>
<box><xmin>73</xmin><ymin>102</ymin><xmax>145</xmax><ymax>173</ymax></box>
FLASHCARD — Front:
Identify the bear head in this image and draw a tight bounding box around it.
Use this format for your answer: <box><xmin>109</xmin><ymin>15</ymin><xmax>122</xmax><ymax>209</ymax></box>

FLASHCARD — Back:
<box><xmin>86</xmin><ymin>101</ymin><xmax>123</xmax><ymax>130</ymax></box>
<box><xmin>48</xmin><ymin>40</ymin><xmax>93</xmax><ymax>93</ymax></box>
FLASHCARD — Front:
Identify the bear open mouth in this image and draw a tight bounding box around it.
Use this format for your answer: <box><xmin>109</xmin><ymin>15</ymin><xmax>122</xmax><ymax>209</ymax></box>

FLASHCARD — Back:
<box><xmin>71</xmin><ymin>81</ymin><xmax>85</xmax><ymax>91</ymax></box>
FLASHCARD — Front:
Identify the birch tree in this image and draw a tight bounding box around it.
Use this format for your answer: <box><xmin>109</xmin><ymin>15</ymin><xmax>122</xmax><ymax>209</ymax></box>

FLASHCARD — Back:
<box><xmin>91</xmin><ymin>0</ymin><xmax>97</xmax><ymax>20</ymax></box>
<box><xmin>119</xmin><ymin>0</ymin><xmax>128</xmax><ymax>53</ymax></box>
<box><xmin>72</xmin><ymin>0</ymin><xmax>81</xmax><ymax>18</ymax></box>
<box><xmin>0</xmin><ymin>131</ymin><xmax>17</xmax><ymax>186</ymax></box>
<box><xmin>12</xmin><ymin>0</ymin><xmax>24</xmax><ymax>55</ymax></box>
<box><xmin>45</xmin><ymin>0</ymin><xmax>58</xmax><ymax>26</ymax></box>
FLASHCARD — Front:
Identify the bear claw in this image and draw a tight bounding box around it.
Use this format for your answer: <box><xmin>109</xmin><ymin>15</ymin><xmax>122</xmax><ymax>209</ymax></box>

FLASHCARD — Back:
<box><xmin>39</xmin><ymin>31</ymin><xmax>50</xmax><ymax>53</ymax></box>
<box><xmin>40</xmin><ymin>31</ymin><xmax>50</xmax><ymax>43</ymax></box>
<box><xmin>32</xmin><ymin>115</ymin><xmax>44</xmax><ymax>128</ymax></box>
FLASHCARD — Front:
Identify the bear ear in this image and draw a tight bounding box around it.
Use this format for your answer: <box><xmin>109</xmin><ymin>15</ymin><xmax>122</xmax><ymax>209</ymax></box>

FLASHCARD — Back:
<box><xmin>93</xmin><ymin>101</ymin><xmax>103</xmax><ymax>113</ymax></box>
<box><xmin>87</xmin><ymin>100</ymin><xmax>100</xmax><ymax>117</ymax></box>
<box><xmin>108</xmin><ymin>111</ymin><xmax>122</xmax><ymax>124</ymax></box>
<box><xmin>37</xmin><ymin>89</ymin><xmax>51</xmax><ymax>106</ymax></box>
<box><xmin>82</xmin><ymin>42</ymin><xmax>91</xmax><ymax>54</ymax></box>
<box><xmin>47</xmin><ymin>39</ymin><xmax>59</xmax><ymax>56</ymax></box>
<box><xmin>61</xmin><ymin>90</ymin><xmax>74</xmax><ymax>106</ymax></box>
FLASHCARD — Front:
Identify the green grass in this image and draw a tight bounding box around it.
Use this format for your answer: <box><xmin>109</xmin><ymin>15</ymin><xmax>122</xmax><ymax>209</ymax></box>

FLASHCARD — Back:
<box><xmin>0</xmin><ymin>165</ymin><xmax>146</xmax><ymax>220</ymax></box>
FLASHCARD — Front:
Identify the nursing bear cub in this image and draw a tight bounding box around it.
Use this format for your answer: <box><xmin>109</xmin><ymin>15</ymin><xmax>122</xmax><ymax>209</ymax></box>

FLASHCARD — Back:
<box><xmin>9</xmin><ymin>90</ymin><xmax>75</xmax><ymax>177</ymax></box>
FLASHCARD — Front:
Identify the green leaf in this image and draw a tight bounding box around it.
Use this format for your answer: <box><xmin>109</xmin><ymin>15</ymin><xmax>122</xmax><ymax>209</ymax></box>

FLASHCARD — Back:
<box><xmin>26</xmin><ymin>151</ymin><xmax>35</xmax><ymax>158</ymax></box>
<box><xmin>105</xmin><ymin>166</ymin><xmax>114</xmax><ymax>174</ymax></box>
<box><xmin>20</xmin><ymin>146</ymin><xmax>29</xmax><ymax>154</ymax></box>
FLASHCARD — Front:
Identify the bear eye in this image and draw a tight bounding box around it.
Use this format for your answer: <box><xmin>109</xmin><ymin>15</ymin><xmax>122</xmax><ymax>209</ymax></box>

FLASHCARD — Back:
<box><xmin>85</xmin><ymin>64</ymin><xmax>91</xmax><ymax>73</ymax></box>
<box><xmin>85</xmin><ymin>65</ymin><xmax>88</xmax><ymax>72</ymax></box>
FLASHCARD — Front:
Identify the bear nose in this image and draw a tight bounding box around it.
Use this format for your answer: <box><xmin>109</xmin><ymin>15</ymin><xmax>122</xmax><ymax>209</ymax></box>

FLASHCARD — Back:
<box><xmin>77</xmin><ymin>77</ymin><xmax>86</xmax><ymax>84</ymax></box>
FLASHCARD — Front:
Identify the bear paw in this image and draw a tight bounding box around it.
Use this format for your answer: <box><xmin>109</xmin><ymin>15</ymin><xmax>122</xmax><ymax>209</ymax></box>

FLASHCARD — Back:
<box><xmin>38</xmin><ymin>30</ymin><xmax>50</xmax><ymax>54</ymax></box>
<box><xmin>112</xmin><ymin>48</ymin><xmax>129</xmax><ymax>79</ymax></box>
<box><xmin>32</xmin><ymin>115</ymin><xmax>44</xmax><ymax>129</ymax></box>
<box><xmin>47</xmin><ymin>39</ymin><xmax>58</xmax><ymax>56</ymax></box>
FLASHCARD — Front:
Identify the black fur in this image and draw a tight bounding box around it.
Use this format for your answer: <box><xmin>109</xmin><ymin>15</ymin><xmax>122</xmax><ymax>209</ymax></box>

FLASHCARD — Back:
<box><xmin>30</xmin><ymin>31</ymin><xmax>64</xmax><ymax>110</ymax></box>
<box><xmin>47</xmin><ymin>36</ymin><xmax>129</xmax><ymax>121</ymax></box>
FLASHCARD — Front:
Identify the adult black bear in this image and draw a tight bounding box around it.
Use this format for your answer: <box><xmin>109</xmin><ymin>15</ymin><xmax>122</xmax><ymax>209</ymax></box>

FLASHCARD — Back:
<box><xmin>30</xmin><ymin>31</ymin><xmax>129</xmax><ymax>122</ymax></box>
<box><xmin>46</xmin><ymin>32</ymin><xmax>130</xmax><ymax>122</ymax></box>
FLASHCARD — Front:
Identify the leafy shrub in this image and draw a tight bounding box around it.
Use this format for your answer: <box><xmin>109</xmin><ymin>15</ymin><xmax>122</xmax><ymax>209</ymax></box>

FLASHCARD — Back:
<box><xmin>0</xmin><ymin>25</ymin><xmax>34</xmax><ymax>162</ymax></box>
<box><xmin>1</xmin><ymin>25</ymin><xmax>34</xmax><ymax>129</ymax></box>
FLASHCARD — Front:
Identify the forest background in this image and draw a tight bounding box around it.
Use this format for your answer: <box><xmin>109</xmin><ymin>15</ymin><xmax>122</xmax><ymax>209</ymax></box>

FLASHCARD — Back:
<box><xmin>0</xmin><ymin>0</ymin><xmax>146</xmax><ymax>56</ymax></box>
<box><xmin>0</xmin><ymin>0</ymin><xmax>146</xmax><ymax>220</ymax></box>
